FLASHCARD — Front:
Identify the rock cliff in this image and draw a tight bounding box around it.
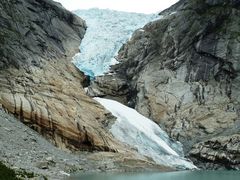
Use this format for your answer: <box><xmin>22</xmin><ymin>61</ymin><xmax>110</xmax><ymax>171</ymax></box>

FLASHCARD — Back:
<box><xmin>90</xmin><ymin>0</ymin><xmax>240</xmax><ymax>169</ymax></box>
<box><xmin>0</xmin><ymin>0</ymin><xmax>120</xmax><ymax>152</ymax></box>
<box><xmin>0</xmin><ymin>108</ymin><xmax>171</xmax><ymax>179</ymax></box>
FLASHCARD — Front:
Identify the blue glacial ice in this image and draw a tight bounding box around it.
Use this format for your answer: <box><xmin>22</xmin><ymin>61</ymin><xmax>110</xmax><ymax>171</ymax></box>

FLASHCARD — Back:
<box><xmin>72</xmin><ymin>8</ymin><xmax>157</xmax><ymax>78</ymax></box>
<box><xmin>72</xmin><ymin>8</ymin><xmax>197</xmax><ymax>169</ymax></box>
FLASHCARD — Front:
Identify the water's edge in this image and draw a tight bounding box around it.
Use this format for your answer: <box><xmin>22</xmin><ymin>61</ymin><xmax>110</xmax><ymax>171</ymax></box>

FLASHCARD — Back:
<box><xmin>69</xmin><ymin>170</ymin><xmax>240</xmax><ymax>180</ymax></box>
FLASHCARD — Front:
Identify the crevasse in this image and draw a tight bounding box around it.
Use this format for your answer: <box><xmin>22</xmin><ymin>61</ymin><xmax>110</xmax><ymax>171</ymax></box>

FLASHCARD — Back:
<box><xmin>72</xmin><ymin>8</ymin><xmax>157</xmax><ymax>78</ymax></box>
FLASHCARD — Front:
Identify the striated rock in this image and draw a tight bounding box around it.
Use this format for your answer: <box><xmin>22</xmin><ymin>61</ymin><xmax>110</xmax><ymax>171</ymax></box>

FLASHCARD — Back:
<box><xmin>0</xmin><ymin>0</ymin><xmax>184</xmax><ymax>173</ymax></box>
<box><xmin>92</xmin><ymin>0</ymin><xmax>240</xmax><ymax>168</ymax></box>
<box><xmin>0</xmin><ymin>108</ymin><xmax>173</xmax><ymax>179</ymax></box>
<box><xmin>0</xmin><ymin>0</ymin><xmax>120</xmax><ymax>152</ymax></box>
<box><xmin>190</xmin><ymin>134</ymin><xmax>240</xmax><ymax>169</ymax></box>
<box><xmin>86</xmin><ymin>75</ymin><xmax>129</xmax><ymax>105</ymax></box>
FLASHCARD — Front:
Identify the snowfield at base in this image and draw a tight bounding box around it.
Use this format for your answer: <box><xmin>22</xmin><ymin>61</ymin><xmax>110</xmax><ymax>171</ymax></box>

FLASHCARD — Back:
<box><xmin>72</xmin><ymin>8</ymin><xmax>157</xmax><ymax>77</ymax></box>
<box><xmin>73</xmin><ymin>8</ymin><xmax>196</xmax><ymax>170</ymax></box>
<box><xmin>94</xmin><ymin>97</ymin><xmax>197</xmax><ymax>170</ymax></box>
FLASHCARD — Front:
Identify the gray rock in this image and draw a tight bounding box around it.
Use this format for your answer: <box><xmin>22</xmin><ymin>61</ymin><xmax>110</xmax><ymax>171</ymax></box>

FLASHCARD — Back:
<box><xmin>190</xmin><ymin>134</ymin><xmax>240</xmax><ymax>169</ymax></box>
<box><xmin>0</xmin><ymin>0</ymin><xmax>172</xmax><ymax>177</ymax></box>
<box><xmin>0</xmin><ymin>0</ymin><xmax>123</xmax><ymax>153</ymax></box>
<box><xmin>36</xmin><ymin>161</ymin><xmax>49</xmax><ymax>170</ymax></box>
<box><xmin>93</xmin><ymin>0</ymin><xmax>240</xmax><ymax>169</ymax></box>
<box><xmin>87</xmin><ymin>75</ymin><xmax>129</xmax><ymax>105</ymax></box>
<box><xmin>31</xmin><ymin>176</ymin><xmax>47</xmax><ymax>180</ymax></box>
<box><xmin>0</xmin><ymin>0</ymin><xmax>86</xmax><ymax>70</ymax></box>
<box><xmin>0</xmin><ymin>107</ymin><xmax>172</xmax><ymax>178</ymax></box>
<box><xmin>45</xmin><ymin>157</ymin><xmax>54</xmax><ymax>162</ymax></box>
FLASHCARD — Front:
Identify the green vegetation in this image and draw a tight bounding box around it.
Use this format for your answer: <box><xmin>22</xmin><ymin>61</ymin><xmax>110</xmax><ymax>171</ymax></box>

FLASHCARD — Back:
<box><xmin>0</xmin><ymin>162</ymin><xmax>40</xmax><ymax>180</ymax></box>
<box><xmin>0</xmin><ymin>162</ymin><xmax>19</xmax><ymax>180</ymax></box>
<box><xmin>17</xmin><ymin>169</ymin><xmax>35</xmax><ymax>179</ymax></box>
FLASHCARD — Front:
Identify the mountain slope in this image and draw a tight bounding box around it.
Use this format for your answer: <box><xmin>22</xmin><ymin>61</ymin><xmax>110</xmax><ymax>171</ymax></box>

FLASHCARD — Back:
<box><xmin>0</xmin><ymin>107</ymin><xmax>172</xmax><ymax>179</ymax></box>
<box><xmin>0</xmin><ymin>0</ymin><xmax>120</xmax><ymax>152</ymax></box>
<box><xmin>90</xmin><ymin>0</ymin><xmax>240</xmax><ymax>169</ymax></box>
<box><xmin>0</xmin><ymin>0</ymin><xmax>180</xmax><ymax>176</ymax></box>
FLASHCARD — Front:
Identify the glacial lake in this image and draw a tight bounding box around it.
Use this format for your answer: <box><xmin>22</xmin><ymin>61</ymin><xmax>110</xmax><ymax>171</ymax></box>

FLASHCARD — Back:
<box><xmin>69</xmin><ymin>170</ymin><xmax>240</xmax><ymax>180</ymax></box>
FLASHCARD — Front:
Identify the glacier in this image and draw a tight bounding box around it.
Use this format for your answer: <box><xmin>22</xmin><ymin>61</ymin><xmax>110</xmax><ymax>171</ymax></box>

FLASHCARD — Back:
<box><xmin>72</xmin><ymin>8</ymin><xmax>157</xmax><ymax>78</ymax></box>
<box><xmin>72</xmin><ymin>8</ymin><xmax>196</xmax><ymax>169</ymax></box>
<box><xmin>94</xmin><ymin>97</ymin><xmax>197</xmax><ymax>170</ymax></box>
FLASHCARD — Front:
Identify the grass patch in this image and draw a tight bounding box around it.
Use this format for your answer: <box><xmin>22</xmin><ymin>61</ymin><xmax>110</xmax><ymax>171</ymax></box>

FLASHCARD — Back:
<box><xmin>0</xmin><ymin>162</ymin><xmax>45</xmax><ymax>180</ymax></box>
<box><xmin>0</xmin><ymin>162</ymin><xmax>19</xmax><ymax>180</ymax></box>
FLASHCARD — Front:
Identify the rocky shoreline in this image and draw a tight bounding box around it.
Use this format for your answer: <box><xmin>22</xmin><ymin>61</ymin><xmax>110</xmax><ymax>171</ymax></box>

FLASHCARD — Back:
<box><xmin>0</xmin><ymin>108</ymin><xmax>172</xmax><ymax>179</ymax></box>
<box><xmin>0</xmin><ymin>108</ymin><xmax>88</xmax><ymax>179</ymax></box>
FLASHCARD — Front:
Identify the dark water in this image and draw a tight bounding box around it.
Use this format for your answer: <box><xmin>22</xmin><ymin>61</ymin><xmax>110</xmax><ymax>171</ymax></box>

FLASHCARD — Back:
<box><xmin>69</xmin><ymin>171</ymin><xmax>240</xmax><ymax>180</ymax></box>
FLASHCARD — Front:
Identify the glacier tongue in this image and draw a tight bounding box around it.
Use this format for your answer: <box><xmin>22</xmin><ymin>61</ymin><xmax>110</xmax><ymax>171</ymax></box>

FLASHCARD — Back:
<box><xmin>72</xmin><ymin>8</ymin><xmax>157</xmax><ymax>78</ymax></box>
<box><xmin>94</xmin><ymin>97</ymin><xmax>197</xmax><ymax>170</ymax></box>
<box><xmin>72</xmin><ymin>8</ymin><xmax>196</xmax><ymax>170</ymax></box>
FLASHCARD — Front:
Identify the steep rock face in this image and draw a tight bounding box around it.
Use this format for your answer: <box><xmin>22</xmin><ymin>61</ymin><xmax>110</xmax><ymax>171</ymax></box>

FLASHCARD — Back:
<box><xmin>0</xmin><ymin>0</ymin><xmax>120</xmax><ymax>151</ymax></box>
<box><xmin>91</xmin><ymin>0</ymin><xmax>240</xmax><ymax>168</ymax></box>
<box><xmin>190</xmin><ymin>134</ymin><xmax>240</xmax><ymax>169</ymax></box>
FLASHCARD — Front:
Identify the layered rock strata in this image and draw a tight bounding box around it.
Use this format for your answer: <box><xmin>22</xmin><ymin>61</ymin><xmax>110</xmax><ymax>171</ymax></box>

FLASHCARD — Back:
<box><xmin>0</xmin><ymin>0</ymin><xmax>119</xmax><ymax>151</ymax></box>
<box><xmin>89</xmin><ymin>0</ymin><xmax>240</xmax><ymax>169</ymax></box>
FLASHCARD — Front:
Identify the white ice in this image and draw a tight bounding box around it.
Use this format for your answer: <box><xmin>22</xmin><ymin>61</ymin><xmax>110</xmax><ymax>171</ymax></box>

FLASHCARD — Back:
<box><xmin>94</xmin><ymin>97</ymin><xmax>197</xmax><ymax>170</ymax></box>
<box><xmin>72</xmin><ymin>8</ymin><xmax>157</xmax><ymax>78</ymax></box>
<box><xmin>72</xmin><ymin>8</ymin><xmax>196</xmax><ymax>170</ymax></box>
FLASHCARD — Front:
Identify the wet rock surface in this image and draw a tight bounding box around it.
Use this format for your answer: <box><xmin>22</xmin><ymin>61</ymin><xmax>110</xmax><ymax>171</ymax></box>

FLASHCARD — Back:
<box><xmin>91</xmin><ymin>0</ymin><xmax>240</xmax><ymax>169</ymax></box>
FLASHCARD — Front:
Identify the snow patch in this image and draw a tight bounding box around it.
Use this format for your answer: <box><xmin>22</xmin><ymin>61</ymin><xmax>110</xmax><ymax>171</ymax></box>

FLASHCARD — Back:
<box><xmin>94</xmin><ymin>97</ymin><xmax>197</xmax><ymax>169</ymax></box>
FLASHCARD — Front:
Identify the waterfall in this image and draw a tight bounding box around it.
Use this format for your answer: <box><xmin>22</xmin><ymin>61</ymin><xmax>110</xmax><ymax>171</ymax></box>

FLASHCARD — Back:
<box><xmin>94</xmin><ymin>97</ymin><xmax>197</xmax><ymax>170</ymax></box>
